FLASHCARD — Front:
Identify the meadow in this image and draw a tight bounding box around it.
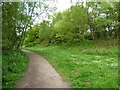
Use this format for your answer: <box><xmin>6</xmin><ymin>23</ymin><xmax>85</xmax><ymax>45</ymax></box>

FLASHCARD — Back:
<box><xmin>26</xmin><ymin>40</ymin><xmax>118</xmax><ymax>88</ymax></box>
<box><xmin>2</xmin><ymin>1</ymin><xmax>119</xmax><ymax>88</ymax></box>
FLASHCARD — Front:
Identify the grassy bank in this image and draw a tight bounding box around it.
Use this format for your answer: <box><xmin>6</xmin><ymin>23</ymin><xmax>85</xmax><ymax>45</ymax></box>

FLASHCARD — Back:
<box><xmin>2</xmin><ymin>50</ymin><xmax>29</xmax><ymax>88</ymax></box>
<box><xmin>26</xmin><ymin>40</ymin><xmax>118</xmax><ymax>88</ymax></box>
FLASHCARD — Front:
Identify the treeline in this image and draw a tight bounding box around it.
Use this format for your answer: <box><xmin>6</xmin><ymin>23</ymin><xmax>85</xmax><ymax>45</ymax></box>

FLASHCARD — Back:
<box><xmin>24</xmin><ymin>2</ymin><xmax>119</xmax><ymax>46</ymax></box>
<box><xmin>2</xmin><ymin>1</ymin><xmax>56</xmax><ymax>50</ymax></box>
<box><xmin>2</xmin><ymin>2</ymin><xmax>119</xmax><ymax>48</ymax></box>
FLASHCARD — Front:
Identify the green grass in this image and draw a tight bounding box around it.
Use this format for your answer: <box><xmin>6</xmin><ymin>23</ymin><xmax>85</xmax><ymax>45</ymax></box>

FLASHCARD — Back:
<box><xmin>0</xmin><ymin>53</ymin><xmax>2</xmax><ymax>89</ymax></box>
<box><xmin>25</xmin><ymin>40</ymin><xmax>118</xmax><ymax>88</ymax></box>
<box><xmin>2</xmin><ymin>50</ymin><xmax>29</xmax><ymax>88</ymax></box>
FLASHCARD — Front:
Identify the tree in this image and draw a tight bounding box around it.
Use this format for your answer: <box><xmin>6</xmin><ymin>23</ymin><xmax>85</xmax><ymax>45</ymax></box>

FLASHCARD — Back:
<box><xmin>24</xmin><ymin>2</ymin><xmax>119</xmax><ymax>46</ymax></box>
<box><xmin>86</xmin><ymin>2</ymin><xmax>118</xmax><ymax>40</ymax></box>
<box><xmin>2</xmin><ymin>1</ymin><xmax>56</xmax><ymax>49</ymax></box>
<box><xmin>2</xmin><ymin>2</ymin><xmax>20</xmax><ymax>49</ymax></box>
<box><xmin>53</xmin><ymin>5</ymin><xmax>88</xmax><ymax>43</ymax></box>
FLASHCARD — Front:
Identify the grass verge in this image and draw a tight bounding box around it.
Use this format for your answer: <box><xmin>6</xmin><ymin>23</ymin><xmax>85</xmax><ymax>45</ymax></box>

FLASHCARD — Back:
<box><xmin>2</xmin><ymin>50</ymin><xmax>29</xmax><ymax>88</ymax></box>
<box><xmin>25</xmin><ymin>40</ymin><xmax>118</xmax><ymax>88</ymax></box>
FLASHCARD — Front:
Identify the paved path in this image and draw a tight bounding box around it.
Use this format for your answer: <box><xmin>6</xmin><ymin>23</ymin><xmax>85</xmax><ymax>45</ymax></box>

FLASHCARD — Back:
<box><xmin>16</xmin><ymin>50</ymin><xmax>70</xmax><ymax>88</ymax></box>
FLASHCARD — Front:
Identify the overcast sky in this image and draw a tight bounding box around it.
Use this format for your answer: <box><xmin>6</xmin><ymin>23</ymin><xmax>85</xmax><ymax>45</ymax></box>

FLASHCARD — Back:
<box><xmin>56</xmin><ymin>0</ymin><xmax>71</xmax><ymax>12</ymax></box>
<box><xmin>33</xmin><ymin>0</ymin><xmax>86</xmax><ymax>25</ymax></box>
<box><xmin>56</xmin><ymin>0</ymin><xmax>86</xmax><ymax>12</ymax></box>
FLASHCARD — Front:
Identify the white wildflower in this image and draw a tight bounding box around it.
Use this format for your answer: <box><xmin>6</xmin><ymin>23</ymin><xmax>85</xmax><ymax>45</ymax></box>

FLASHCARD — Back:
<box><xmin>93</xmin><ymin>60</ymin><xmax>101</xmax><ymax>63</ymax></box>
<box><xmin>110</xmin><ymin>63</ymin><xmax>118</xmax><ymax>67</ymax></box>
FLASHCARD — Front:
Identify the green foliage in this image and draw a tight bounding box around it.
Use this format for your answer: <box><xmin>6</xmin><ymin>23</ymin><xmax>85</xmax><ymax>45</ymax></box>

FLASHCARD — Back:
<box><xmin>25</xmin><ymin>5</ymin><xmax>88</xmax><ymax>45</ymax></box>
<box><xmin>2</xmin><ymin>2</ymin><xmax>35</xmax><ymax>50</ymax></box>
<box><xmin>2</xmin><ymin>1</ymin><xmax>55</xmax><ymax>50</ymax></box>
<box><xmin>2</xmin><ymin>2</ymin><xmax>20</xmax><ymax>50</ymax></box>
<box><xmin>26</xmin><ymin>40</ymin><xmax>118</xmax><ymax>88</ymax></box>
<box><xmin>24</xmin><ymin>24</ymin><xmax>41</xmax><ymax>47</ymax></box>
<box><xmin>24</xmin><ymin>2</ymin><xmax>118</xmax><ymax>46</ymax></box>
<box><xmin>53</xmin><ymin>5</ymin><xmax>88</xmax><ymax>43</ymax></box>
<box><xmin>24</xmin><ymin>21</ymin><xmax>54</xmax><ymax>46</ymax></box>
<box><xmin>86</xmin><ymin>2</ymin><xmax>118</xmax><ymax>40</ymax></box>
<box><xmin>2</xmin><ymin>50</ymin><xmax>29</xmax><ymax>88</ymax></box>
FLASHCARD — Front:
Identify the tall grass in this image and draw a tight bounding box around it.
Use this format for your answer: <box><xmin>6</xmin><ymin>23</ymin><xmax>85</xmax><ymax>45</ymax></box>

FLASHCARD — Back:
<box><xmin>26</xmin><ymin>40</ymin><xmax>118</xmax><ymax>88</ymax></box>
<box><xmin>2</xmin><ymin>50</ymin><xmax>29</xmax><ymax>88</ymax></box>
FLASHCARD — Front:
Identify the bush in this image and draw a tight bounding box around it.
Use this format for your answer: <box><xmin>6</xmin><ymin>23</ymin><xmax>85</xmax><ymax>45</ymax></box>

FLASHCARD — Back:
<box><xmin>2</xmin><ymin>50</ymin><xmax>29</xmax><ymax>88</ymax></box>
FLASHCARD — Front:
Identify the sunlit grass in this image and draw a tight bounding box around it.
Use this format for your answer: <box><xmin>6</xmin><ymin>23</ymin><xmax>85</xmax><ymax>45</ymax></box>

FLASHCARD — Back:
<box><xmin>26</xmin><ymin>40</ymin><xmax>118</xmax><ymax>88</ymax></box>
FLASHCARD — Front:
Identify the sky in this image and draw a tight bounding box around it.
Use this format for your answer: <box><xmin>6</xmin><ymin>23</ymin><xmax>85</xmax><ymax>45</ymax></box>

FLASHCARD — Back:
<box><xmin>56</xmin><ymin>0</ymin><xmax>86</xmax><ymax>12</ymax></box>
<box><xmin>56</xmin><ymin>0</ymin><xmax>71</xmax><ymax>12</ymax></box>
<box><xmin>33</xmin><ymin>0</ymin><xmax>86</xmax><ymax>25</ymax></box>
<box><xmin>34</xmin><ymin>0</ymin><xmax>71</xmax><ymax>24</ymax></box>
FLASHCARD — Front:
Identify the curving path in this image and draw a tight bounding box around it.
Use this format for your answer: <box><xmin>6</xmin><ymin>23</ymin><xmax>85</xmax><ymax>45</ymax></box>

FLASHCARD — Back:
<box><xmin>16</xmin><ymin>50</ymin><xmax>70</xmax><ymax>88</ymax></box>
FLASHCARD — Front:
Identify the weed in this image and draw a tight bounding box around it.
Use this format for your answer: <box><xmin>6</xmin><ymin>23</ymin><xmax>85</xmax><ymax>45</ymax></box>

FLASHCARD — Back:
<box><xmin>26</xmin><ymin>40</ymin><xmax>118</xmax><ymax>88</ymax></box>
<box><xmin>2</xmin><ymin>50</ymin><xmax>29</xmax><ymax>88</ymax></box>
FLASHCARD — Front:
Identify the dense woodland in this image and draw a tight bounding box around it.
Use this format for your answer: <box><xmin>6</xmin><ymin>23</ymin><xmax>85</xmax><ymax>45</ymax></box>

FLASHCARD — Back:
<box><xmin>2</xmin><ymin>2</ymin><xmax>120</xmax><ymax>49</ymax></box>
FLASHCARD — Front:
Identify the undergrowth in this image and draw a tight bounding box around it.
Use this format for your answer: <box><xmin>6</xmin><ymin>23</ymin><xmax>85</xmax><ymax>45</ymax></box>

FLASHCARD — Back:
<box><xmin>2</xmin><ymin>50</ymin><xmax>29</xmax><ymax>88</ymax></box>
